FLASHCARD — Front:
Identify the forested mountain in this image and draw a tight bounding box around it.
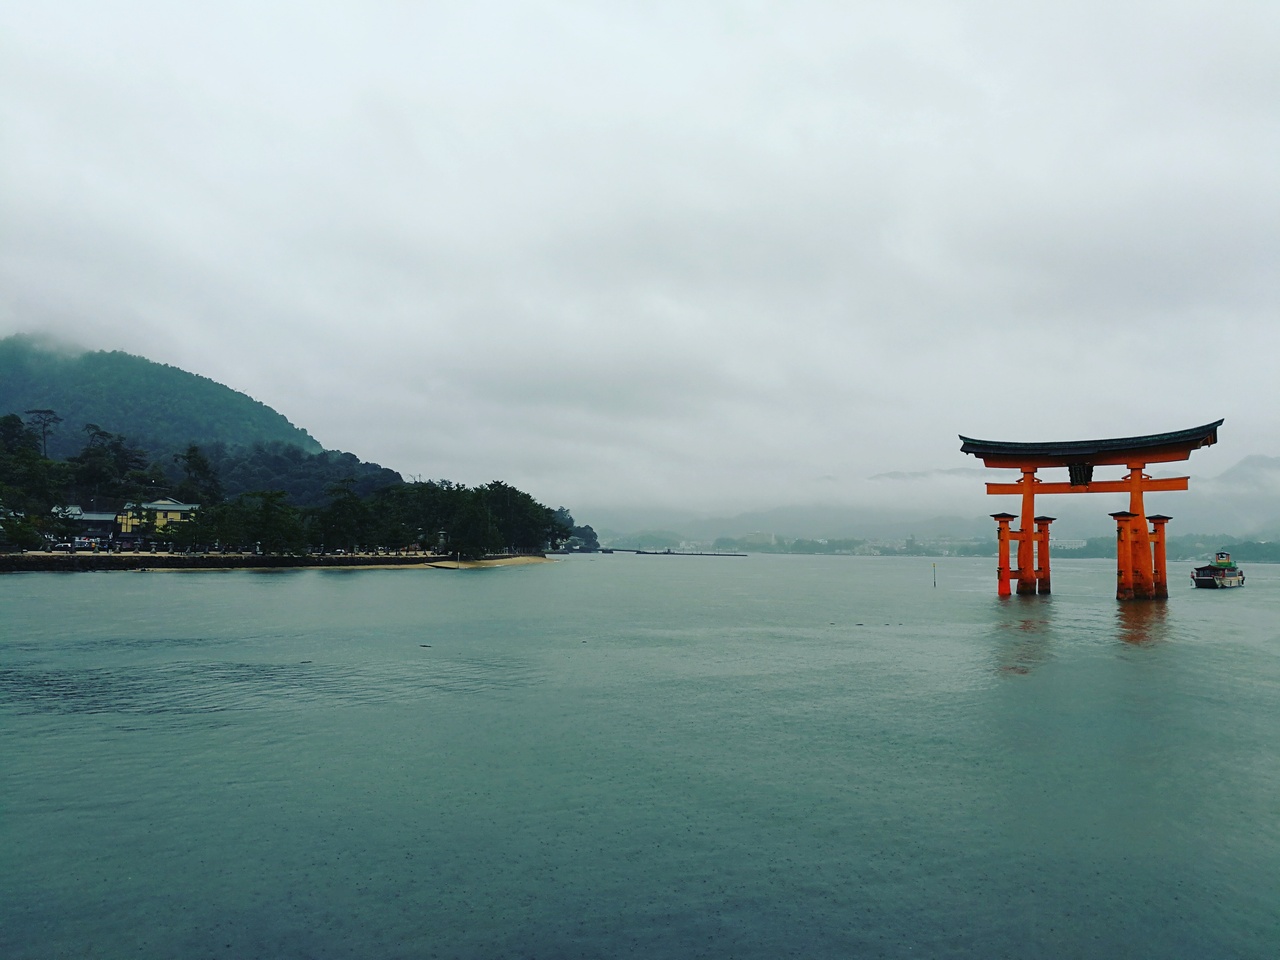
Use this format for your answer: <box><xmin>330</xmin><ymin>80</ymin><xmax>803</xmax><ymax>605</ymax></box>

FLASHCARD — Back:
<box><xmin>0</xmin><ymin>335</ymin><xmax>405</xmax><ymax>507</ymax></box>
<box><xmin>1</xmin><ymin>335</ymin><xmax>578</xmax><ymax>557</ymax></box>
<box><xmin>204</xmin><ymin>442</ymin><xmax>402</xmax><ymax>506</ymax></box>
<box><xmin>0</xmin><ymin>407</ymin><xmax>570</xmax><ymax>555</ymax></box>
<box><xmin>1</xmin><ymin>409</ymin><xmax>569</xmax><ymax>557</ymax></box>
<box><xmin>0</xmin><ymin>334</ymin><xmax>322</xmax><ymax>459</ymax></box>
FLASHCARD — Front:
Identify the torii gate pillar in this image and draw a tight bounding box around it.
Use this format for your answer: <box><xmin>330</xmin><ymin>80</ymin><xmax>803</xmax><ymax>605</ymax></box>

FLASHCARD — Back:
<box><xmin>1125</xmin><ymin>466</ymin><xmax>1156</xmax><ymax>600</ymax></box>
<box><xmin>1016</xmin><ymin>469</ymin><xmax>1037</xmax><ymax>595</ymax></box>
<box><xmin>1034</xmin><ymin>516</ymin><xmax>1055</xmax><ymax>595</ymax></box>
<box><xmin>1149</xmin><ymin>515</ymin><xmax>1171</xmax><ymax>600</ymax></box>
<box><xmin>992</xmin><ymin>513</ymin><xmax>1015</xmax><ymax>597</ymax></box>
<box><xmin>1110</xmin><ymin>511</ymin><xmax>1138</xmax><ymax>601</ymax></box>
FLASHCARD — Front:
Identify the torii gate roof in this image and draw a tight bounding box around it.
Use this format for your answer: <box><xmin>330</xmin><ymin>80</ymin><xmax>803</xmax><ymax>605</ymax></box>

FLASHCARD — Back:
<box><xmin>959</xmin><ymin>419</ymin><xmax>1223</xmax><ymax>468</ymax></box>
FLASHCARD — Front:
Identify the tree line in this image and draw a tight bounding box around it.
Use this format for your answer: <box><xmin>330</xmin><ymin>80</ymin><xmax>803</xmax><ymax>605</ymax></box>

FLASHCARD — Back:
<box><xmin>1</xmin><ymin>409</ymin><xmax>578</xmax><ymax>558</ymax></box>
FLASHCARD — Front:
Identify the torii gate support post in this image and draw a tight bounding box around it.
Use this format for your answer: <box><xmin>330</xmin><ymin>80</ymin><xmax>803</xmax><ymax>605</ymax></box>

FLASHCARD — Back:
<box><xmin>992</xmin><ymin>513</ymin><xmax>1015</xmax><ymax>597</ymax></box>
<box><xmin>1111</xmin><ymin>512</ymin><xmax>1137</xmax><ymax>601</ymax></box>
<box><xmin>1034</xmin><ymin>516</ymin><xmax>1055</xmax><ymax>594</ymax></box>
<box><xmin>1127</xmin><ymin>465</ymin><xmax>1156</xmax><ymax>600</ymax></box>
<box><xmin>1149</xmin><ymin>515</ymin><xmax>1171</xmax><ymax>599</ymax></box>
<box><xmin>1016</xmin><ymin>468</ymin><xmax>1037</xmax><ymax>595</ymax></box>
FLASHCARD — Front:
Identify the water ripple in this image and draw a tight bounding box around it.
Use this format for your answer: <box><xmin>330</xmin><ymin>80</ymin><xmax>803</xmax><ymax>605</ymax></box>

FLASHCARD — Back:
<box><xmin>0</xmin><ymin>656</ymin><xmax>541</xmax><ymax>718</ymax></box>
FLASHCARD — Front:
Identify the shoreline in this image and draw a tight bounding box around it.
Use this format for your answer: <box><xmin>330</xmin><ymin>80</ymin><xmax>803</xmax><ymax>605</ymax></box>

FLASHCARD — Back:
<box><xmin>423</xmin><ymin>556</ymin><xmax>551</xmax><ymax>569</ymax></box>
<box><xmin>0</xmin><ymin>552</ymin><xmax>553</xmax><ymax>574</ymax></box>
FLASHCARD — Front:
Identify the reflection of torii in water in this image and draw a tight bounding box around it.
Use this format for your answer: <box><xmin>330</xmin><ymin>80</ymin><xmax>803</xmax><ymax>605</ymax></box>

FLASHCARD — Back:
<box><xmin>959</xmin><ymin>420</ymin><xmax>1223</xmax><ymax>600</ymax></box>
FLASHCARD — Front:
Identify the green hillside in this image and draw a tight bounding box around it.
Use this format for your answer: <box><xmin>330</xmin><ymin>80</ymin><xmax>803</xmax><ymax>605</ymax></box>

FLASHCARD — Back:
<box><xmin>0</xmin><ymin>334</ymin><xmax>322</xmax><ymax>459</ymax></box>
<box><xmin>0</xmin><ymin>335</ymin><xmax>583</xmax><ymax>556</ymax></box>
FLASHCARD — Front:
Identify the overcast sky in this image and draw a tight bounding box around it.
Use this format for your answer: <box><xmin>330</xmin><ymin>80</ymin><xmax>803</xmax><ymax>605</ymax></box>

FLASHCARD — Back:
<box><xmin>3</xmin><ymin>1</ymin><xmax>1277</xmax><ymax>520</ymax></box>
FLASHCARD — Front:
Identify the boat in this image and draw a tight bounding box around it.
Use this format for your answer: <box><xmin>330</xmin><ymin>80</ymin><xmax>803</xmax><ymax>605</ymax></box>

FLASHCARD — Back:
<box><xmin>1191</xmin><ymin>552</ymin><xmax>1245</xmax><ymax>589</ymax></box>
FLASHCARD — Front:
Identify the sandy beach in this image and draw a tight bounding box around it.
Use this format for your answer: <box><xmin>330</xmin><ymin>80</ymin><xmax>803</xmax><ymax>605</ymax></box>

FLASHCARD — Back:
<box><xmin>0</xmin><ymin>552</ymin><xmax>554</xmax><ymax>573</ymax></box>
<box><xmin>424</xmin><ymin>556</ymin><xmax>554</xmax><ymax>570</ymax></box>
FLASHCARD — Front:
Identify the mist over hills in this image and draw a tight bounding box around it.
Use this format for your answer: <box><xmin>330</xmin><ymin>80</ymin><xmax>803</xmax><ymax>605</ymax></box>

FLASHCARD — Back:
<box><xmin>0</xmin><ymin>334</ymin><xmax>401</xmax><ymax>507</ymax></box>
<box><xmin>592</xmin><ymin>506</ymin><xmax>997</xmax><ymax>543</ymax></box>
<box><xmin>0</xmin><ymin>334</ymin><xmax>322</xmax><ymax>459</ymax></box>
<box><xmin>4</xmin><ymin>333</ymin><xmax>1275</xmax><ymax>542</ymax></box>
<box><xmin>591</xmin><ymin>457</ymin><xmax>1280</xmax><ymax>545</ymax></box>
<box><xmin>1187</xmin><ymin>456</ymin><xmax>1280</xmax><ymax>539</ymax></box>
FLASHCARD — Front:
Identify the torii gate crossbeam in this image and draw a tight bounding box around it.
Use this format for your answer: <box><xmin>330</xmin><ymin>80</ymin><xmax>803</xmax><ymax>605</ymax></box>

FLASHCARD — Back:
<box><xmin>959</xmin><ymin>420</ymin><xmax>1222</xmax><ymax>600</ymax></box>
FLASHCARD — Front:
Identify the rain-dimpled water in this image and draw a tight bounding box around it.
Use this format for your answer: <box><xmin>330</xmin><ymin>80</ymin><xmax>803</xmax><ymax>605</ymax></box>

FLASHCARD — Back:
<box><xmin>3</xmin><ymin>555</ymin><xmax>1278</xmax><ymax>958</ymax></box>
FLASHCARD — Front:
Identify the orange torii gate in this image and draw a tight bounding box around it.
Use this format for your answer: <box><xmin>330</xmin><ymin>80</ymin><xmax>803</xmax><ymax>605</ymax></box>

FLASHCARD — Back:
<box><xmin>959</xmin><ymin>421</ymin><xmax>1222</xmax><ymax>600</ymax></box>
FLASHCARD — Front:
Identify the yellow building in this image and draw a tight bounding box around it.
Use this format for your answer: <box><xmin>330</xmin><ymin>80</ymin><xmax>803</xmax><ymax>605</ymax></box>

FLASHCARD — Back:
<box><xmin>117</xmin><ymin>497</ymin><xmax>199</xmax><ymax>535</ymax></box>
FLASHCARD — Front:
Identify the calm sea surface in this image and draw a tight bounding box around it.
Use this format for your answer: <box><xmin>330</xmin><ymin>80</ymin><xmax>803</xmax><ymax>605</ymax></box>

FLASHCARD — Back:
<box><xmin>3</xmin><ymin>555</ymin><xmax>1278</xmax><ymax>959</ymax></box>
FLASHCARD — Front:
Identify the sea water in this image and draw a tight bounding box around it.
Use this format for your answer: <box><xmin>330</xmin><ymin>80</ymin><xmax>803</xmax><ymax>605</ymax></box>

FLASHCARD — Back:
<box><xmin>2</xmin><ymin>555</ymin><xmax>1278</xmax><ymax>958</ymax></box>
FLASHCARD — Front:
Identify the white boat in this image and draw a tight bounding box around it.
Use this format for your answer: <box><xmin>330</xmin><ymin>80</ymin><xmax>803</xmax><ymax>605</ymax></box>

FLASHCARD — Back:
<box><xmin>1191</xmin><ymin>552</ymin><xmax>1245</xmax><ymax>589</ymax></box>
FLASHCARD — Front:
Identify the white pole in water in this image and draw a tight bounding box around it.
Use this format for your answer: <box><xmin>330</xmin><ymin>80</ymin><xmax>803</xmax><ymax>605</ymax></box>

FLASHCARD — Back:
<box><xmin>933</xmin><ymin>563</ymin><xmax>937</xmax><ymax>587</ymax></box>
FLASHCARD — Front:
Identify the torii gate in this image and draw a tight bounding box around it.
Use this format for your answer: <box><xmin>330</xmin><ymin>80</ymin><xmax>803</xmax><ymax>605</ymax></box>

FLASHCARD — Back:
<box><xmin>959</xmin><ymin>420</ymin><xmax>1222</xmax><ymax>600</ymax></box>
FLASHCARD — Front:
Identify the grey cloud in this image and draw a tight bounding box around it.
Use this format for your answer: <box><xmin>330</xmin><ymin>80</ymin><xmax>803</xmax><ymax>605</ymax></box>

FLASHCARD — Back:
<box><xmin>2</xmin><ymin>1</ymin><xmax>1277</xmax><ymax>522</ymax></box>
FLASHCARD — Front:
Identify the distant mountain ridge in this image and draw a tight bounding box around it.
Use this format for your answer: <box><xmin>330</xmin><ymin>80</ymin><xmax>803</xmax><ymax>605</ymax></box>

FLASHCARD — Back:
<box><xmin>0</xmin><ymin>334</ymin><xmax>322</xmax><ymax>459</ymax></box>
<box><xmin>590</xmin><ymin>453</ymin><xmax>1280</xmax><ymax>544</ymax></box>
